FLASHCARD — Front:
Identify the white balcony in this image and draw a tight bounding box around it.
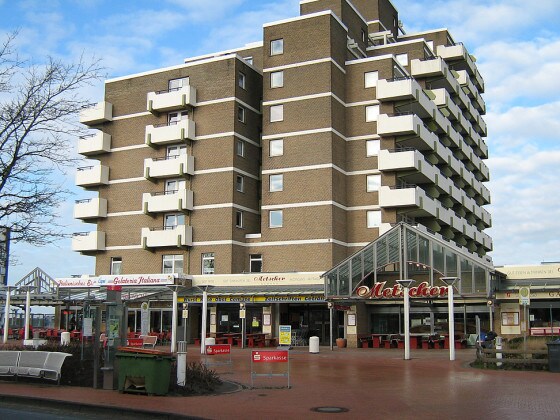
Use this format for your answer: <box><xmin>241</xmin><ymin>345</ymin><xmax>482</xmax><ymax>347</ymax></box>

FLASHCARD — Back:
<box><xmin>73</xmin><ymin>198</ymin><xmax>108</xmax><ymax>220</ymax></box>
<box><xmin>378</xmin><ymin>113</ymin><xmax>440</xmax><ymax>154</ymax></box>
<box><xmin>379</xmin><ymin>185</ymin><xmax>437</xmax><ymax>217</ymax></box>
<box><xmin>430</xmin><ymin>88</ymin><xmax>461</xmax><ymax>121</ymax></box>
<box><xmin>410</xmin><ymin>57</ymin><xmax>459</xmax><ymax>93</ymax></box>
<box><xmin>75</xmin><ymin>165</ymin><xmax>109</xmax><ymax>187</ymax></box>
<box><xmin>72</xmin><ymin>231</ymin><xmax>106</xmax><ymax>252</ymax></box>
<box><xmin>481</xmin><ymin>232</ymin><xmax>492</xmax><ymax>250</ymax></box>
<box><xmin>144</xmin><ymin>155</ymin><xmax>194</xmax><ymax>179</ymax></box>
<box><xmin>437</xmin><ymin>44</ymin><xmax>476</xmax><ymax>75</ymax></box>
<box><xmin>480</xmin><ymin>184</ymin><xmax>491</xmax><ymax>204</ymax></box>
<box><xmin>147</xmin><ymin>85</ymin><xmax>196</xmax><ymax>113</ymax></box>
<box><xmin>78</xmin><ymin>132</ymin><xmax>111</xmax><ymax>156</ymax></box>
<box><xmin>481</xmin><ymin>208</ymin><xmax>492</xmax><ymax>227</ymax></box>
<box><xmin>143</xmin><ymin>189</ymin><xmax>194</xmax><ymax>214</ymax></box>
<box><xmin>145</xmin><ymin>119</ymin><xmax>195</xmax><ymax>147</ymax></box>
<box><xmin>79</xmin><ymin>102</ymin><xmax>113</xmax><ymax>126</ymax></box>
<box><xmin>141</xmin><ymin>225</ymin><xmax>193</xmax><ymax>248</ymax></box>
<box><xmin>455</xmin><ymin>70</ymin><xmax>477</xmax><ymax>97</ymax></box>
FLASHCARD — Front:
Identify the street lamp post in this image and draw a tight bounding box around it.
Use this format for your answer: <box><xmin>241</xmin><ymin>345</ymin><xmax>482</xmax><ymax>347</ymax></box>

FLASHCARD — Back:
<box><xmin>440</xmin><ymin>277</ymin><xmax>459</xmax><ymax>361</ymax></box>
<box><xmin>396</xmin><ymin>279</ymin><xmax>415</xmax><ymax>360</ymax></box>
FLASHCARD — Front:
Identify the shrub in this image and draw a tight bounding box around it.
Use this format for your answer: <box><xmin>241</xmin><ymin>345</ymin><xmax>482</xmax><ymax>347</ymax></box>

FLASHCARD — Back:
<box><xmin>177</xmin><ymin>362</ymin><xmax>222</xmax><ymax>395</ymax></box>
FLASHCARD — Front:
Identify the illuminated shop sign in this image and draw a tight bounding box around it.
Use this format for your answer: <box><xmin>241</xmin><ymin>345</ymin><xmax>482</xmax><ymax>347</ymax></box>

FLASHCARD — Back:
<box><xmin>55</xmin><ymin>274</ymin><xmax>175</xmax><ymax>288</ymax></box>
<box><xmin>355</xmin><ymin>281</ymin><xmax>448</xmax><ymax>299</ymax></box>
<box><xmin>181</xmin><ymin>294</ymin><xmax>325</xmax><ymax>303</ymax></box>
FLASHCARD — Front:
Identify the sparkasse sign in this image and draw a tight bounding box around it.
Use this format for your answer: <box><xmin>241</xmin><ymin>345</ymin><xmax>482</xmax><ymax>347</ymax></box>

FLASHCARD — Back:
<box><xmin>252</xmin><ymin>350</ymin><xmax>288</xmax><ymax>363</ymax></box>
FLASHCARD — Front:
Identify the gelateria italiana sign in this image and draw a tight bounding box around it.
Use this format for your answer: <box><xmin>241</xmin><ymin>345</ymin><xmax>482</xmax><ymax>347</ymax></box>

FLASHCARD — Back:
<box><xmin>55</xmin><ymin>274</ymin><xmax>175</xmax><ymax>288</ymax></box>
<box><xmin>356</xmin><ymin>281</ymin><xmax>448</xmax><ymax>299</ymax></box>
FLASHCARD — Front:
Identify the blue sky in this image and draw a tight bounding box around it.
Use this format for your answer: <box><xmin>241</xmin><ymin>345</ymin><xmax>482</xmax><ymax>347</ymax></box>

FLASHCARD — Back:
<box><xmin>1</xmin><ymin>0</ymin><xmax>559</xmax><ymax>284</ymax></box>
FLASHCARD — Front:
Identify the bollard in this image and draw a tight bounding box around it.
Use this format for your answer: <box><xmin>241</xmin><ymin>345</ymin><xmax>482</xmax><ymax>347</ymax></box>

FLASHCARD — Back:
<box><xmin>177</xmin><ymin>341</ymin><xmax>187</xmax><ymax>386</ymax></box>
<box><xmin>495</xmin><ymin>336</ymin><xmax>502</xmax><ymax>367</ymax></box>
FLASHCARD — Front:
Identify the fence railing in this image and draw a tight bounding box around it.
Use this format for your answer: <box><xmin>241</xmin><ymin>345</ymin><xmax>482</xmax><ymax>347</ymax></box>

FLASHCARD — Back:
<box><xmin>476</xmin><ymin>344</ymin><xmax>548</xmax><ymax>368</ymax></box>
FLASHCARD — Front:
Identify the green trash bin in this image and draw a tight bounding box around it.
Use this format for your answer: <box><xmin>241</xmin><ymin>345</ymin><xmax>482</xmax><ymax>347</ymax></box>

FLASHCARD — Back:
<box><xmin>547</xmin><ymin>339</ymin><xmax>560</xmax><ymax>373</ymax></box>
<box><xmin>116</xmin><ymin>348</ymin><xmax>175</xmax><ymax>395</ymax></box>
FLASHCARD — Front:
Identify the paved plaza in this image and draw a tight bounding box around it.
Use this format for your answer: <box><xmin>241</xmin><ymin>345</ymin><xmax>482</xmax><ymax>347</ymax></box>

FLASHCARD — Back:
<box><xmin>0</xmin><ymin>346</ymin><xmax>558</xmax><ymax>419</ymax></box>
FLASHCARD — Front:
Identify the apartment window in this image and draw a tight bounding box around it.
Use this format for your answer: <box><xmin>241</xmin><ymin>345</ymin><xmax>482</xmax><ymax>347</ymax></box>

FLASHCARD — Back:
<box><xmin>168</xmin><ymin>77</ymin><xmax>189</xmax><ymax>91</ymax></box>
<box><xmin>364</xmin><ymin>71</ymin><xmax>378</xmax><ymax>88</ymax></box>
<box><xmin>244</xmin><ymin>56</ymin><xmax>253</xmax><ymax>65</ymax></box>
<box><xmin>202</xmin><ymin>253</ymin><xmax>215</xmax><ymax>275</ymax></box>
<box><xmin>167</xmin><ymin>144</ymin><xmax>187</xmax><ymax>158</ymax></box>
<box><xmin>163</xmin><ymin>254</ymin><xmax>183</xmax><ymax>274</ymax></box>
<box><xmin>164</xmin><ymin>213</ymin><xmax>185</xmax><ymax>229</ymax></box>
<box><xmin>269</xmin><ymin>139</ymin><xmax>284</xmax><ymax>156</ymax></box>
<box><xmin>367</xmin><ymin>210</ymin><xmax>382</xmax><ymax>228</ymax></box>
<box><xmin>110</xmin><ymin>257</ymin><xmax>122</xmax><ymax>275</ymax></box>
<box><xmin>270</xmin><ymin>38</ymin><xmax>284</xmax><ymax>55</ymax></box>
<box><xmin>270</xmin><ymin>71</ymin><xmax>284</xmax><ymax>88</ymax></box>
<box><xmin>396</xmin><ymin>53</ymin><xmax>408</xmax><ymax>66</ymax></box>
<box><xmin>236</xmin><ymin>210</ymin><xmax>243</xmax><ymax>228</ymax></box>
<box><xmin>393</xmin><ymin>64</ymin><xmax>407</xmax><ymax>79</ymax></box>
<box><xmin>269</xmin><ymin>210</ymin><xmax>283</xmax><ymax>228</ymax></box>
<box><xmin>237</xmin><ymin>106</ymin><xmax>246</xmax><ymax>123</ymax></box>
<box><xmin>236</xmin><ymin>139</ymin><xmax>245</xmax><ymax>157</ymax></box>
<box><xmin>168</xmin><ymin>111</ymin><xmax>188</xmax><ymax>125</ymax></box>
<box><xmin>366</xmin><ymin>139</ymin><xmax>380</xmax><ymax>156</ymax></box>
<box><xmin>270</xmin><ymin>104</ymin><xmax>284</xmax><ymax>122</ymax></box>
<box><xmin>250</xmin><ymin>254</ymin><xmax>263</xmax><ymax>273</ymax></box>
<box><xmin>269</xmin><ymin>174</ymin><xmax>283</xmax><ymax>192</ymax></box>
<box><xmin>425</xmin><ymin>41</ymin><xmax>435</xmax><ymax>54</ymax></box>
<box><xmin>236</xmin><ymin>175</ymin><xmax>244</xmax><ymax>193</ymax></box>
<box><xmin>365</xmin><ymin>105</ymin><xmax>380</xmax><ymax>122</ymax></box>
<box><xmin>165</xmin><ymin>179</ymin><xmax>186</xmax><ymax>193</ymax></box>
<box><xmin>238</xmin><ymin>71</ymin><xmax>246</xmax><ymax>89</ymax></box>
<box><xmin>361</xmin><ymin>29</ymin><xmax>367</xmax><ymax>43</ymax></box>
<box><xmin>367</xmin><ymin>174</ymin><xmax>381</xmax><ymax>192</ymax></box>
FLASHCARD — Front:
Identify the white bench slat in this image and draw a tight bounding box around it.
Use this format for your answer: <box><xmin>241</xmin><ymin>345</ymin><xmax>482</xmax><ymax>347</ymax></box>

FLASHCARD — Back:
<box><xmin>0</xmin><ymin>351</ymin><xmax>19</xmax><ymax>375</ymax></box>
<box><xmin>0</xmin><ymin>350</ymin><xmax>72</xmax><ymax>384</ymax></box>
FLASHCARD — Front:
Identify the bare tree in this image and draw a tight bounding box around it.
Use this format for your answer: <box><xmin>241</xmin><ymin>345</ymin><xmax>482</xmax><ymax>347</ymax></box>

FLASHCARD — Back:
<box><xmin>0</xmin><ymin>32</ymin><xmax>103</xmax><ymax>245</ymax></box>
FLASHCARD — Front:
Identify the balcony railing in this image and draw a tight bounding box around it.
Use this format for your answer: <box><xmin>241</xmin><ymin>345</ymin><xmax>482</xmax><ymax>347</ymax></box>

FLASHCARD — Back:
<box><xmin>72</xmin><ymin>231</ymin><xmax>106</xmax><ymax>252</ymax></box>
<box><xmin>73</xmin><ymin>197</ymin><xmax>108</xmax><ymax>220</ymax></box>
<box><xmin>78</xmin><ymin>131</ymin><xmax>111</xmax><ymax>156</ymax></box>
<box><xmin>79</xmin><ymin>102</ymin><xmax>113</xmax><ymax>125</ymax></box>
<box><xmin>145</xmin><ymin>119</ymin><xmax>195</xmax><ymax>147</ymax></box>
<box><xmin>142</xmin><ymin>189</ymin><xmax>194</xmax><ymax>214</ymax></box>
<box><xmin>144</xmin><ymin>154</ymin><xmax>194</xmax><ymax>180</ymax></box>
<box><xmin>147</xmin><ymin>85</ymin><xmax>197</xmax><ymax>113</ymax></box>
<box><xmin>75</xmin><ymin>165</ymin><xmax>109</xmax><ymax>187</ymax></box>
<box><xmin>141</xmin><ymin>225</ymin><xmax>193</xmax><ymax>248</ymax></box>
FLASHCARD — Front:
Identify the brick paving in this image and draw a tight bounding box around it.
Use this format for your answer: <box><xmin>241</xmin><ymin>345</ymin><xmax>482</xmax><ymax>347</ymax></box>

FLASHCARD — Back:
<box><xmin>0</xmin><ymin>346</ymin><xmax>559</xmax><ymax>419</ymax></box>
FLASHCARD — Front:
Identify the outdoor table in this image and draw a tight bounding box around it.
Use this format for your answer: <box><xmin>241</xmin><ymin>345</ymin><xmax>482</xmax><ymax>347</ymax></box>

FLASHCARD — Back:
<box><xmin>371</xmin><ymin>334</ymin><xmax>386</xmax><ymax>348</ymax></box>
<box><xmin>222</xmin><ymin>333</ymin><xmax>241</xmax><ymax>346</ymax></box>
<box><xmin>246</xmin><ymin>333</ymin><xmax>266</xmax><ymax>347</ymax></box>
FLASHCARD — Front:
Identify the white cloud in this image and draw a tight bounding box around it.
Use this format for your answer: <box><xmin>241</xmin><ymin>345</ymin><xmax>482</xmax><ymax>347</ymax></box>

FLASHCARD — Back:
<box><xmin>165</xmin><ymin>0</ymin><xmax>245</xmax><ymax>22</ymax></box>
<box><xmin>478</xmin><ymin>39</ymin><xmax>560</xmax><ymax>108</ymax></box>
<box><xmin>397</xmin><ymin>0</ymin><xmax>560</xmax><ymax>45</ymax></box>
<box><xmin>197</xmin><ymin>0</ymin><xmax>299</xmax><ymax>54</ymax></box>
<box><xmin>486</xmin><ymin>102</ymin><xmax>560</xmax><ymax>152</ymax></box>
<box><xmin>487</xmin><ymin>149</ymin><xmax>560</xmax><ymax>264</ymax></box>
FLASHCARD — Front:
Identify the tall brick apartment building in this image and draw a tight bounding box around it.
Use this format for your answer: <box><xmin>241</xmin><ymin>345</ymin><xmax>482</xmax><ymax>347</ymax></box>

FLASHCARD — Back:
<box><xmin>72</xmin><ymin>0</ymin><xmax>494</xmax><ymax>346</ymax></box>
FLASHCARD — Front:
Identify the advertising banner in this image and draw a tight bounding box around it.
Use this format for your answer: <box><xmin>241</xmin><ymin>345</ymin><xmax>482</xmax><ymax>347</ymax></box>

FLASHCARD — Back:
<box><xmin>279</xmin><ymin>325</ymin><xmax>291</xmax><ymax>346</ymax></box>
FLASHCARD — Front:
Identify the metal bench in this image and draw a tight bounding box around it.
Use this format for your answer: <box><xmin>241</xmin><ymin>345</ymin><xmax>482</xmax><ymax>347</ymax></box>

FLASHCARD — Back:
<box><xmin>0</xmin><ymin>350</ymin><xmax>71</xmax><ymax>384</ymax></box>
